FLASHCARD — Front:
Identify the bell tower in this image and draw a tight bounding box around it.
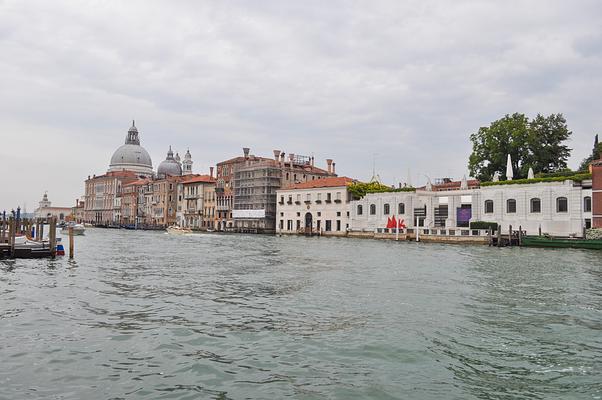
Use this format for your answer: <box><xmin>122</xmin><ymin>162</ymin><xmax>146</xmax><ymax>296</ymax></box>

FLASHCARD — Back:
<box><xmin>182</xmin><ymin>149</ymin><xmax>193</xmax><ymax>175</ymax></box>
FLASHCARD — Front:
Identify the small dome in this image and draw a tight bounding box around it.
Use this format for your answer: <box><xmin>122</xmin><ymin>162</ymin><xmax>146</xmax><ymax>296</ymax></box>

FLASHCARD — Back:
<box><xmin>157</xmin><ymin>146</ymin><xmax>182</xmax><ymax>177</ymax></box>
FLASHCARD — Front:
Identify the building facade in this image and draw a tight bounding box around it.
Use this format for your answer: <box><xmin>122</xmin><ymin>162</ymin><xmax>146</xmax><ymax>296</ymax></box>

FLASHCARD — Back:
<box><xmin>33</xmin><ymin>192</ymin><xmax>72</xmax><ymax>222</ymax></box>
<box><xmin>177</xmin><ymin>175</ymin><xmax>217</xmax><ymax>230</ymax></box>
<box><xmin>276</xmin><ymin>177</ymin><xmax>354</xmax><ymax>235</ymax></box>
<box><xmin>231</xmin><ymin>148</ymin><xmax>337</xmax><ymax>233</ymax></box>
<box><xmin>350</xmin><ymin>178</ymin><xmax>594</xmax><ymax>237</ymax></box>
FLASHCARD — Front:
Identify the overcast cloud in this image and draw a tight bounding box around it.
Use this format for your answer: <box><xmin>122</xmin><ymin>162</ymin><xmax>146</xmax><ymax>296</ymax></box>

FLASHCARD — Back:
<box><xmin>1</xmin><ymin>0</ymin><xmax>601</xmax><ymax>209</ymax></box>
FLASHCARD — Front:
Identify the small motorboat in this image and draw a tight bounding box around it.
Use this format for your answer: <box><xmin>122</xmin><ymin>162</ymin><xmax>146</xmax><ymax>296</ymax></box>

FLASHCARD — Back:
<box><xmin>166</xmin><ymin>225</ymin><xmax>192</xmax><ymax>234</ymax></box>
<box><xmin>10</xmin><ymin>236</ymin><xmax>63</xmax><ymax>258</ymax></box>
<box><xmin>61</xmin><ymin>223</ymin><xmax>86</xmax><ymax>236</ymax></box>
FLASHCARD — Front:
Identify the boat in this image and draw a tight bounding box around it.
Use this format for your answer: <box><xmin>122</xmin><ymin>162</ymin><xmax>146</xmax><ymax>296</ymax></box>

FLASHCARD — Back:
<box><xmin>60</xmin><ymin>223</ymin><xmax>86</xmax><ymax>236</ymax></box>
<box><xmin>166</xmin><ymin>225</ymin><xmax>192</xmax><ymax>234</ymax></box>
<box><xmin>521</xmin><ymin>235</ymin><xmax>602</xmax><ymax>250</ymax></box>
<box><xmin>4</xmin><ymin>236</ymin><xmax>63</xmax><ymax>258</ymax></box>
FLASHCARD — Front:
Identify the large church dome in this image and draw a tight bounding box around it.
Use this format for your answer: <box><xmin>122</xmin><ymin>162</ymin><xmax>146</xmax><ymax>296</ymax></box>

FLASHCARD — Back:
<box><xmin>157</xmin><ymin>146</ymin><xmax>182</xmax><ymax>177</ymax></box>
<box><xmin>108</xmin><ymin>121</ymin><xmax>153</xmax><ymax>176</ymax></box>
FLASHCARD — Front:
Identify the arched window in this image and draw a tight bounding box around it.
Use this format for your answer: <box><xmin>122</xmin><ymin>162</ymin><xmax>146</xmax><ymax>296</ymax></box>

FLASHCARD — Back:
<box><xmin>369</xmin><ymin>204</ymin><xmax>376</xmax><ymax>215</ymax></box>
<box><xmin>383</xmin><ymin>203</ymin><xmax>390</xmax><ymax>215</ymax></box>
<box><xmin>530</xmin><ymin>198</ymin><xmax>541</xmax><ymax>213</ymax></box>
<box><xmin>584</xmin><ymin>196</ymin><xmax>592</xmax><ymax>212</ymax></box>
<box><xmin>506</xmin><ymin>199</ymin><xmax>516</xmax><ymax>214</ymax></box>
<box><xmin>484</xmin><ymin>200</ymin><xmax>494</xmax><ymax>213</ymax></box>
<box><xmin>357</xmin><ymin>204</ymin><xmax>363</xmax><ymax>215</ymax></box>
<box><xmin>398</xmin><ymin>203</ymin><xmax>405</xmax><ymax>214</ymax></box>
<box><xmin>556</xmin><ymin>197</ymin><xmax>568</xmax><ymax>213</ymax></box>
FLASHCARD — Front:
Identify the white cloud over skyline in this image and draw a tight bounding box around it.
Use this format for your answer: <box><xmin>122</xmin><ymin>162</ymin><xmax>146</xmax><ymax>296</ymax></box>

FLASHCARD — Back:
<box><xmin>1</xmin><ymin>0</ymin><xmax>601</xmax><ymax>209</ymax></box>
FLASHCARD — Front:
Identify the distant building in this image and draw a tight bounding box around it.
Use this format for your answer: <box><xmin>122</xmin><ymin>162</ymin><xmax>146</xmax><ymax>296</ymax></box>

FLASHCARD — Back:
<box><xmin>276</xmin><ymin>176</ymin><xmax>355</xmax><ymax>235</ymax></box>
<box><xmin>34</xmin><ymin>192</ymin><xmax>72</xmax><ymax>222</ymax></box>
<box><xmin>231</xmin><ymin>148</ymin><xmax>337</xmax><ymax>233</ymax></box>
<box><xmin>177</xmin><ymin>174</ymin><xmax>217</xmax><ymax>230</ymax></box>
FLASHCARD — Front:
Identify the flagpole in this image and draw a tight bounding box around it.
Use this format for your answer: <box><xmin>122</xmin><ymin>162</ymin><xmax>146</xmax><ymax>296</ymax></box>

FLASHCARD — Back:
<box><xmin>395</xmin><ymin>215</ymin><xmax>399</xmax><ymax>241</ymax></box>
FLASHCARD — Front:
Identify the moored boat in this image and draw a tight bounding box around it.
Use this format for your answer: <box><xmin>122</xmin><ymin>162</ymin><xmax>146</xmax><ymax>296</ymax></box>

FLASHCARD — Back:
<box><xmin>166</xmin><ymin>225</ymin><xmax>192</xmax><ymax>234</ymax></box>
<box><xmin>61</xmin><ymin>223</ymin><xmax>86</xmax><ymax>236</ymax></box>
<box><xmin>521</xmin><ymin>235</ymin><xmax>602</xmax><ymax>250</ymax></box>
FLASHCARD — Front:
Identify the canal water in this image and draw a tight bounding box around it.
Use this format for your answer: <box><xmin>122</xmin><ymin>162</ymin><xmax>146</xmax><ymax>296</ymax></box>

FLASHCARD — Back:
<box><xmin>1</xmin><ymin>229</ymin><xmax>601</xmax><ymax>399</ymax></box>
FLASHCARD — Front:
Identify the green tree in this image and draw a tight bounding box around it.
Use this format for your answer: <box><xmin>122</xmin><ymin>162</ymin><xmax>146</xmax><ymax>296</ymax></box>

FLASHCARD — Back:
<box><xmin>578</xmin><ymin>134</ymin><xmax>602</xmax><ymax>171</ymax></box>
<box><xmin>468</xmin><ymin>113</ymin><xmax>572</xmax><ymax>181</ymax></box>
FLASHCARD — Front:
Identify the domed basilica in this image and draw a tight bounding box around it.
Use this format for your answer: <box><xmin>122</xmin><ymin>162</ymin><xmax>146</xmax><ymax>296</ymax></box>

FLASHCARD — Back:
<box><xmin>108</xmin><ymin>121</ymin><xmax>154</xmax><ymax>176</ymax></box>
<box><xmin>108</xmin><ymin>121</ymin><xmax>193</xmax><ymax>178</ymax></box>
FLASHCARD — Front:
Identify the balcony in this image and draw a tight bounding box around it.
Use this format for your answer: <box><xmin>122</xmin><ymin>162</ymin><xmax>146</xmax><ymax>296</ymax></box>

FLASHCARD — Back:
<box><xmin>286</xmin><ymin>200</ymin><xmax>293</xmax><ymax>205</ymax></box>
<box><xmin>295</xmin><ymin>201</ymin><xmax>301</xmax><ymax>205</ymax></box>
<box><xmin>184</xmin><ymin>194</ymin><xmax>199</xmax><ymax>200</ymax></box>
<box><xmin>216</xmin><ymin>204</ymin><xmax>230</xmax><ymax>211</ymax></box>
<box><xmin>278</xmin><ymin>200</ymin><xmax>284</xmax><ymax>205</ymax></box>
<box><xmin>334</xmin><ymin>199</ymin><xmax>342</xmax><ymax>203</ymax></box>
<box><xmin>304</xmin><ymin>200</ymin><xmax>311</xmax><ymax>204</ymax></box>
<box><xmin>315</xmin><ymin>200</ymin><xmax>322</xmax><ymax>204</ymax></box>
<box><xmin>325</xmin><ymin>199</ymin><xmax>332</xmax><ymax>203</ymax></box>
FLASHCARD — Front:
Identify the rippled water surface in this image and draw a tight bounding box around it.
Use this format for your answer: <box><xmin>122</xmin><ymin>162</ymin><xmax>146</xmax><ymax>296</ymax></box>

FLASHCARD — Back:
<box><xmin>1</xmin><ymin>229</ymin><xmax>601</xmax><ymax>399</ymax></box>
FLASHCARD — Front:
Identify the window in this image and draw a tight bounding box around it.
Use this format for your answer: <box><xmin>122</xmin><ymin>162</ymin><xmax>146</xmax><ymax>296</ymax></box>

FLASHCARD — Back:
<box><xmin>306</xmin><ymin>193</ymin><xmax>311</xmax><ymax>202</ymax></box>
<box><xmin>357</xmin><ymin>204</ymin><xmax>363</xmax><ymax>215</ymax></box>
<box><xmin>370</xmin><ymin>204</ymin><xmax>376</xmax><ymax>215</ymax></box>
<box><xmin>506</xmin><ymin>199</ymin><xmax>516</xmax><ymax>213</ymax></box>
<box><xmin>484</xmin><ymin>200</ymin><xmax>494</xmax><ymax>214</ymax></box>
<box><xmin>325</xmin><ymin>220</ymin><xmax>332</xmax><ymax>231</ymax></box>
<box><xmin>336</xmin><ymin>211</ymin><xmax>341</xmax><ymax>217</ymax></box>
<box><xmin>530</xmin><ymin>198</ymin><xmax>541</xmax><ymax>213</ymax></box>
<box><xmin>384</xmin><ymin>203</ymin><xmax>390</xmax><ymax>215</ymax></box>
<box><xmin>336</xmin><ymin>220</ymin><xmax>341</xmax><ymax>231</ymax></box>
<box><xmin>398</xmin><ymin>203</ymin><xmax>405</xmax><ymax>214</ymax></box>
<box><xmin>584</xmin><ymin>196</ymin><xmax>592</xmax><ymax>212</ymax></box>
<box><xmin>556</xmin><ymin>197</ymin><xmax>568</xmax><ymax>213</ymax></box>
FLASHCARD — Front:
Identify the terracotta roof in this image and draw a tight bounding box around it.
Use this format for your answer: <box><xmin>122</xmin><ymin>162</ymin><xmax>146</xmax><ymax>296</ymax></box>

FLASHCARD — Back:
<box><xmin>182</xmin><ymin>174</ymin><xmax>216</xmax><ymax>184</ymax></box>
<box><xmin>282</xmin><ymin>176</ymin><xmax>355</xmax><ymax>190</ymax></box>
<box><xmin>419</xmin><ymin>179</ymin><xmax>480</xmax><ymax>191</ymax></box>
<box><xmin>124</xmin><ymin>179</ymin><xmax>150</xmax><ymax>186</ymax></box>
<box><xmin>217</xmin><ymin>155</ymin><xmax>271</xmax><ymax>165</ymax></box>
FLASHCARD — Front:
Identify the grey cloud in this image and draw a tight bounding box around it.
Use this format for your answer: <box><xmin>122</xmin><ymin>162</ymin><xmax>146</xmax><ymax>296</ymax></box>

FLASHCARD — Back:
<box><xmin>1</xmin><ymin>0</ymin><xmax>601</xmax><ymax>208</ymax></box>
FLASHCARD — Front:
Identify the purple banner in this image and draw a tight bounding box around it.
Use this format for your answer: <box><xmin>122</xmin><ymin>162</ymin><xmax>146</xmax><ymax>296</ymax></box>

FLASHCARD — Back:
<box><xmin>457</xmin><ymin>208</ymin><xmax>472</xmax><ymax>224</ymax></box>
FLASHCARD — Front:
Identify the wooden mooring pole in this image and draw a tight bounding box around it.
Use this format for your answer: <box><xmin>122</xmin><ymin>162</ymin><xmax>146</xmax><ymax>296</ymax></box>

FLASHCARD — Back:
<box><xmin>8</xmin><ymin>218</ymin><xmax>16</xmax><ymax>258</ymax></box>
<box><xmin>509</xmin><ymin>225</ymin><xmax>513</xmax><ymax>247</ymax></box>
<box><xmin>49</xmin><ymin>217</ymin><xmax>57</xmax><ymax>258</ymax></box>
<box><xmin>518</xmin><ymin>225</ymin><xmax>523</xmax><ymax>246</ymax></box>
<box><xmin>496</xmin><ymin>226</ymin><xmax>502</xmax><ymax>247</ymax></box>
<box><xmin>68</xmin><ymin>226</ymin><xmax>74</xmax><ymax>259</ymax></box>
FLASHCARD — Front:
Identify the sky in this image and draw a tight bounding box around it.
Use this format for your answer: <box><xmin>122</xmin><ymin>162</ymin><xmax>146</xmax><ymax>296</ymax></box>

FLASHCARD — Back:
<box><xmin>1</xmin><ymin>0</ymin><xmax>601</xmax><ymax>210</ymax></box>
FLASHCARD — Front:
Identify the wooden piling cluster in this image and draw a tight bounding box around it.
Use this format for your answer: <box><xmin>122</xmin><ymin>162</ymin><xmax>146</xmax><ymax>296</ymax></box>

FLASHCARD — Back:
<box><xmin>0</xmin><ymin>215</ymin><xmax>69</xmax><ymax>259</ymax></box>
<box><xmin>489</xmin><ymin>224</ymin><xmax>525</xmax><ymax>247</ymax></box>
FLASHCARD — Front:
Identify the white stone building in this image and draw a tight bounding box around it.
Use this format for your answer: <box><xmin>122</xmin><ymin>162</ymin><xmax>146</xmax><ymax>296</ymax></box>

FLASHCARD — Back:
<box><xmin>350</xmin><ymin>178</ymin><xmax>593</xmax><ymax>237</ymax></box>
<box><xmin>276</xmin><ymin>177</ymin><xmax>354</xmax><ymax>235</ymax></box>
<box><xmin>34</xmin><ymin>192</ymin><xmax>72</xmax><ymax>222</ymax></box>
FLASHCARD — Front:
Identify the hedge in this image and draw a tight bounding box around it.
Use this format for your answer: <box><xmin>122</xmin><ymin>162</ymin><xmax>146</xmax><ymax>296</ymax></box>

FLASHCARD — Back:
<box><xmin>469</xmin><ymin>221</ymin><xmax>498</xmax><ymax>231</ymax></box>
<box><xmin>347</xmin><ymin>181</ymin><xmax>415</xmax><ymax>199</ymax></box>
<box><xmin>534</xmin><ymin>170</ymin><xmax>587</xmax><ymax>179</ymax></box>
<box><xmin>481</xmin><ymin>173</ymin><xmax>591</xmax><ymax>187</ymax></box>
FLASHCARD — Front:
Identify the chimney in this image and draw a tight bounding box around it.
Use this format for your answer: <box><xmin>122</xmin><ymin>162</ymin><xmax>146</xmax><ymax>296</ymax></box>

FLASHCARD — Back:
<box><xmin>280</xmin><ymin>152</ymin><xmax>285</xmax><ymax>166</ymax></box>
<box><xmin>210</xmin><ymin>167</ymin><xmax>214</xmax><ymax>178</ymax></box>
<box><xmin>243</xmin><ymin>147</ymin><xmax>250</xmax><ymax>159</ymax></box>
<box><xmin>332</xmin><ymin>162</ymin><xmax>336</xmax><ymax>175</ymax></box>
<box><xmin>311</xmin><ymin>156</ymin><xmax>314</xmax><ymax>167</ymax></box>
<box><xmin>273</xmin><ymin>150</ymin><xmax>281</xmax><ymax>161</ymax></box>
<box><xmin>326</xmin><ymin>159</ymin><xmax>333</xmax><ymax>174</ymax></box>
